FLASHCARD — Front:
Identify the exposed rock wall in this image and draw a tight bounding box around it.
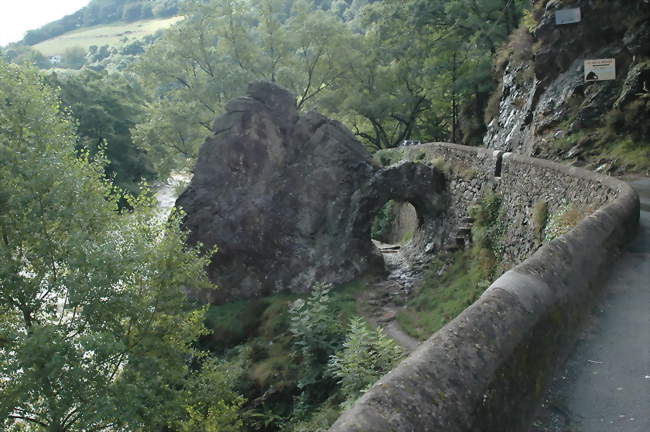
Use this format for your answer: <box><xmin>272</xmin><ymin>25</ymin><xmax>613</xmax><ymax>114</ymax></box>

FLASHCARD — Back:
<box><xmin>382</xmin><ymin>202</ymin><xmax>418</xmax><ymax>245</ymax></box>
<box><xmin>176</xmin><ymin>83</ymin><xmax>447</xmax><ymax>303</ymax></box>
<box><xmin>329</xmin><ymin>142</ymin><xmax>639</xmax><ymax>432</ymax></box>
<box><xmin>483</xmin><ymin>0</ymin><xmax>650</xmax><ymax>174</ymax></box>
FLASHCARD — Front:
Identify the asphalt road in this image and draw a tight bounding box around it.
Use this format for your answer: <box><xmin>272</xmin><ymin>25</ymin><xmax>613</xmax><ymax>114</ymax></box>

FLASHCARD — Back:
<box><xmin>531</xmin><ymin>178</ymin><xmax>650</xmax><ymax>432</ymax></box>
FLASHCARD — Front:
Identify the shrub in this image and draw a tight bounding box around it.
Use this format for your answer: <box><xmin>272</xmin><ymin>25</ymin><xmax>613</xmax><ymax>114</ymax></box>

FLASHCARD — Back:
<box><xmin>470</xmin><ymin>191</ymin><xmax>505</xmax><ymax>278</ymax></box>
<box><xmin>328</xmin><ymin>317</ymin><xmax>403</xmax><ymax>407</ymax></box>
<box><xmin>288</xmin><ymin>283</ymin><xmax>345</xmax><ymax>395</ymax></box>
<box><xmin>544</xmin><ymin>205</ymin><xmax>589</xmax><ymax>242</ymax></box>
<box><xmin>532</xmin><ymin>200</ymin><xmax>548</xmax><ymax>242</ymax></box>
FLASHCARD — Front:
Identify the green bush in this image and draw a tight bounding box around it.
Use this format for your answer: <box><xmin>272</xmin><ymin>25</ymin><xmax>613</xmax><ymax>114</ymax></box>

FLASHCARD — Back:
<box><xmin>202</xmin><ymin>299</ymin><xmax>270</xmax><ymax>351</ymax></box>
<box><xmin>532</xmin><ymin>200</ymin><xmax>548</xmax><ymax>242</ymax></box>
<box><xmin>544</xmin><ymin>205</ymin><xmax>590</xmax><ymax>242</ymax></box>
<box><xmin>288</xmin><ymin>283</ymin><xmax>345</xmax><ymax>397</ymax></box>
<box><xmin>328</xmin><ymin>317</ymin><xmax>403</xmax><ymax>407</ymax></box>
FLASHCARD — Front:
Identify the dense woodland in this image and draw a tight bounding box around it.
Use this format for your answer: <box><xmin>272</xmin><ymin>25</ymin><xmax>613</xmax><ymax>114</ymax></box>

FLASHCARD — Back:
<box><xmin>2</xmin><ymin>0</ymin><xmax>541</xmax><ymax>431</ymax></box>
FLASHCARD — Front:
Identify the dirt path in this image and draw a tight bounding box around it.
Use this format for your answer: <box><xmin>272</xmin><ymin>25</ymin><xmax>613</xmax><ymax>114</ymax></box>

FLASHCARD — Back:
<box><xmin>531</xmin><ymin>178</ymin><xmax>650</xmax><ymax>432</ymax></box>
<box><xmin>359</xmin><ymin>242</ymin><xmax>423</xmax><ymax>353</ymax></box>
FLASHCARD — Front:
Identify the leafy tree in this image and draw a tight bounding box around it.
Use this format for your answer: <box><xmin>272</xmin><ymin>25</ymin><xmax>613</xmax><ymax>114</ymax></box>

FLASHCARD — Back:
<box><xmin>61</xmin><ymin>47</ymin><xmax>87</xmax><ymax>70</ymax></box>
<box><xmin>134</xmin><ymin>0</ymin><xmax>357</xmax><ymax>174</ymax></box>
<box><xmin>47</xmin><ymin>69</ymin><xmax>154</xmax><ymax>197</ymax></box>
<box><xmin>0</xmin><ymin>60</ymin><xmax>239</xmax><ymax>431</ymax></box>
<box><xmin>2</xmin><ymin>45</ymin><xmax>51</xmax><ymax>69</ymax></box>
<box><xmin>328</xmin><ymin>317</ymin><xmax>403</xmax><ymax>406</ymax></box>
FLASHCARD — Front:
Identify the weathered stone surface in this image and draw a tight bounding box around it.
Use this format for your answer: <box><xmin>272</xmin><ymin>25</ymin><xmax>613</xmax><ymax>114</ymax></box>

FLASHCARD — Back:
<box><xmin>483</xmin><ymin>0</ymin><xmax>650</xmax><ymax>170</ymax></box>
<box><xmin>176</xmin><ymin>82</ymin><xmax>446</xmax><ymax>303</ymax></box>
<box><xmin>329</xmin><ymin>142</ymin><xmax>639</xmax><ymax>432</ymax></box>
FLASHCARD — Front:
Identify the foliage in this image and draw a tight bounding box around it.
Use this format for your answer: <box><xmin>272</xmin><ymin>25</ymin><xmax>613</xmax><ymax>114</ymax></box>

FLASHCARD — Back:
<box><xmin>0</xmin><ymin>60</ymin><xmax>237</xmax><ymax>431</ymax></box>
<box><xmin>397</xmin><ymin>251</ymin><xmax>492</xmax><ymax>340</ymax></box>
<box><xmin>176</xmin><ymin>357</ymin><xmax>247</xmax><ymax>432</ymax></box>
<box><xmin>132</xmin><ymin>0</ymin><xmax>529</xmax><ymax>173</ymax></box>
<box><xmin>532</xmin><ymin>200</ymin><xmax>548</xmax><ymax>242</ymax></box>
<box><xmin>399</xmin><ymin>191</ymin><xmax>505</xmax><ymax>340</ymax></box>
<box><xmin>282</xmin><ymin>399</ymin><xmax>342</xmax><ymax>432</ymax></box>
<box><xmin>31</xmin><ymin>17</ymin><xmax>182</xmax><ymax>60</ymax></box>
<box><xmin>288</xmin><ymin>283</ymin><xmax>345</xmax><ymax>397</ymax></box>
<box><xmin>133</xmin><ymin>0</ymin><xmax>358</xmax><ymax>173</ymax></box>
<box><xmin>61</xmin><ymin>47</ymin><xmax>87</xmax><ymax>69</ymax></box>
<box><xmin>543</xmin><ymin>205</ymin><xmax>590</xmax><ymax>242</ymax></box>
<box><xmin>197</xmin><ymin>280</ymin><xmax>366</xmax><ymax>432</ymax></box>
<box><xmin>470</xmin><ymin>190</ymin><xmax>505</xmax><ymax>276</ymax></box>
<box><xmin>47</xmin><ymin>69</ymin><xmax>155</xmax><ymax>197</ymax></box>
<box><xmin>1</xmin><ymin>45</ymin><xmax>50</xmax><ymax>69</ymax></box>
<box><xmin>371</xmin><ymin>200</ymin><xmax>396</xmax><ymax>242</ymax></box>
<box><xmin>22</xmin><ymin>0</ymin><xmax>182</xmax><ymax>46</ymax></box>
<box><xmin>328</xmin><ymin>317</ymin><xmax>403</xmax><ymax>406</ymax></box>
<box><xmin>202</xmin><ymin>299</ymin><xmax>270</xmax><ymax>351</ymax></box>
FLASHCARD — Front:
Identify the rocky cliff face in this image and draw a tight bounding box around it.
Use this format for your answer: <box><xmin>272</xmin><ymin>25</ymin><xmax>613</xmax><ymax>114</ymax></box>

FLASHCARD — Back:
<box><xmin>484</xmin><ymin>0</ymin><xmax>649</xmax><ymax>175</ymax></box>
<box><xmin>177</xmin><ymin>82</ymin><xmax>446</xmax><ymax>303</ymax></box>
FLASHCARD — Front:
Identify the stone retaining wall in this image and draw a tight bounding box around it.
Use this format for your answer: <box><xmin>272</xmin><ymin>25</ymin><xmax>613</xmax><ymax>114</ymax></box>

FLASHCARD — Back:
<box><xmin>330</xmin><ymin>143</ymin><xmax>639</xmax><ymax>432</ymax></box>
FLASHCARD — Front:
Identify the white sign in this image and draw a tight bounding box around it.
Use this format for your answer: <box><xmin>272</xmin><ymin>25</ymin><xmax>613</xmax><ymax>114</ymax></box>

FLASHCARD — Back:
<box><xmin>584</xmin><ymin>59</ymin><xmax>616</xmax><ymax>82</ymax></box>
<box><xmin>555</xmin><ymin>8</ymin><xmax>582</xmax><ymax>25</ymax></box>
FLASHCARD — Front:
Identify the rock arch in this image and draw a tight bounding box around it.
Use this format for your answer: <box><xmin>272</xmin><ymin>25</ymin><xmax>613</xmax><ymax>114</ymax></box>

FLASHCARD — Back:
<box><xmin>176</xmin><ymin>82</ymin><xmax>447</xmax><ymax>303</ymax></box>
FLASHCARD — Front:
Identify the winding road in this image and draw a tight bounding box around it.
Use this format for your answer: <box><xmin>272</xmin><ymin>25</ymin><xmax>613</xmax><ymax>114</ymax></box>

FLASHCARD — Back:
<box><xmin>531</xmin><ymin>178</ymin><xmax>650</xmax><ymax>432</ymax></box>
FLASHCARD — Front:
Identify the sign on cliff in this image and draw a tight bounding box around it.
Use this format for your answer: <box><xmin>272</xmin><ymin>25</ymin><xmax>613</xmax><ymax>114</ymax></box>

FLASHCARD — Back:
<box><xmin>584</xmin><ymin>59</ymin><xmax>616</xmax><ymax>82</ymax></box>
<box><xmin>555</xmin><ymin>8</ymin><xmax>582</xmax><ymax>25</ymax></box>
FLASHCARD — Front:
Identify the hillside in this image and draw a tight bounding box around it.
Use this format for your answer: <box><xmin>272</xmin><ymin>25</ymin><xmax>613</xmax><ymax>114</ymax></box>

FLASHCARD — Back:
<box><xmin>32</xmin><ymin>16</ymin><xmax>183</xmax><ymax>56</ymax></box>
<box><xmin>483</xmin><ymin>0</ymin><xmax>650</xmax><ymax>175</ymax></box>
<box><xmin>21</xmin><ymin>0</ymin><xmax>181</xmax><ymax>46</ymax></box>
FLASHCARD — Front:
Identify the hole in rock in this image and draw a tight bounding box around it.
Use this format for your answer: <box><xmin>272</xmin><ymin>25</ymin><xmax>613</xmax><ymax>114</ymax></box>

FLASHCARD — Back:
<box><xmin>371</xmin><ymin>200</ymin><xmax>419</xmax><ymax>254</ymax></box>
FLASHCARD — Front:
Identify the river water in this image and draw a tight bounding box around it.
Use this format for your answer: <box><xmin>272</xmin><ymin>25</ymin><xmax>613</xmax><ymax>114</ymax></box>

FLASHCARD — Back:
<box><xmin>154</xmin><ymin>171</ymin><xmax>192</xmax><ymax>219</ymax></box>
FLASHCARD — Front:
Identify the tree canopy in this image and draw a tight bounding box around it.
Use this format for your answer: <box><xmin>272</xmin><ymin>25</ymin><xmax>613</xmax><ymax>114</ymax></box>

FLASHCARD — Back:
<box><xmin>0</xmin><ymin>60</ymin><xmax>243</xmax><ymax>431</ymax></box>
<box><xmin>133</xmin><ymin>0</ymin><xmax>529</xmax><ymax>173</ymax></box>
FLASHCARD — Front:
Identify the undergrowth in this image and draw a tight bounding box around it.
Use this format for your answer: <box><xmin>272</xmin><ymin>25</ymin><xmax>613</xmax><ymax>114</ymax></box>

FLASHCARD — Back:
<box><xmin>397</xmin><ymin>192</ymin><xmax>504</xmax><ymax>340</ymax></box>
<box><xmin>200</xmin><ymin>279</ymin><xmax>374</xmax><ymax>432</ymax></box>
<box><xmin>543</xmin><ymin>204</ymin><xmax>591</xmax><ymax>242</ymax></box>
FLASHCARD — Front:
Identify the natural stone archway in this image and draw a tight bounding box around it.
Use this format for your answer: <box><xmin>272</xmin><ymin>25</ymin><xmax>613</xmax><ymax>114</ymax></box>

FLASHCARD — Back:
<box><xmin>355</xmin><ymin>162</ymin><xmax>446</xmax><ymax>229</ymax></box>
<box><xmin>176</xmin><ymin>82</ymin><xmax>447</xmax><ymax>303</ymax></box>
<box><xmin>352</xmin><ymin>161</ymin><xmax>447</xmax><ymax>256</ymax></box>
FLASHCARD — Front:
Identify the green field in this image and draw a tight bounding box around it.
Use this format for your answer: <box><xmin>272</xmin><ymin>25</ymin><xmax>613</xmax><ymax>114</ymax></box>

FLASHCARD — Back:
<box><xmin>33</xmin><ymin>16</ymin><xmax>183</xmax><ymax>56</ymax></box>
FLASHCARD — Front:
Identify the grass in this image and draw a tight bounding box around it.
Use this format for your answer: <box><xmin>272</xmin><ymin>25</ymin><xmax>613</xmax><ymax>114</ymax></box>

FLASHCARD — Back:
<box><xmin>397</xmin><ymin>251</ymin><xmax>490</xmax><ymax>340</ymax></box>
<box><xmin>199</xmin><ymin>278</ymin><xmax>371</xmax><ymax>430</ymax></box>
<box><xmin>33</xmin><ymin>16</ymin><xmax>183</xmax><ymax>56</ymax></box>
<box><xmin>603</xmin><ymin>137</ymin><xmax>650</xmax><ymax>173</ymax></box>
<box><xmin>374</xmin><ymin>148</ymin><xmax>405</xmax><ymax>167</ymax></box>
<box><xmin>202</xmin><ymin>278</ymin><xmax>369</xmax><ymax>353</ymax></box>
<box><xmin>543</xmin><ymin>204</ymin><xmax>591</xmax><ymax>242</ymax></box>
<box><xmin>397</xmin><ymin>191</ymin><xmax>503</xmax><ymax>340</ymax></box>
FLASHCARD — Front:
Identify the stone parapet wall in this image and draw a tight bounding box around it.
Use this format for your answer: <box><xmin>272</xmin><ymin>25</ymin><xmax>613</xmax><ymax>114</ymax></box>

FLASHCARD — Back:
<box><xmin>330</xmin><ymin>143</ymin><xmax>639</xmax><ymax>432</ymax></box>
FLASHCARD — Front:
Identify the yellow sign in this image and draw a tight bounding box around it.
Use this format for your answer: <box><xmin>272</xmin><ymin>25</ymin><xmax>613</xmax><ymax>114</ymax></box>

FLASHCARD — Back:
<box><xmin>584</xmin><ymin>59</ymin><xmax>616</xmax><ymax>82</ymax></box>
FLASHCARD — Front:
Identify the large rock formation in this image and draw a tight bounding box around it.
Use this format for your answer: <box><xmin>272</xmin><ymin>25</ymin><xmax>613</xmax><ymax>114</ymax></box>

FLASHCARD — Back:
<box><xmin>483</xmin><ymin>0</ymin><xmax>649</xmax><ymax>175</ymax></box>
<box><xmin>176</xmin><ymin>82</ymin><xmax>446</xmax><ymax>303</ymax></box>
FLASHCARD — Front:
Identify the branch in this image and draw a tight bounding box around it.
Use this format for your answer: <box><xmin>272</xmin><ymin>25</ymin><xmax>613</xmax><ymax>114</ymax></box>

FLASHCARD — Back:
<box><xmin>8</xmin><ymin>414</ymin><xmax>49</xmax><ymax>428</ymax></box>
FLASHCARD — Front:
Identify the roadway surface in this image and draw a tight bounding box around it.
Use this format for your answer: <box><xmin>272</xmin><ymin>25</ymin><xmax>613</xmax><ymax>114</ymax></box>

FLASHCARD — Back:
<box><xmin>531</xmin><ymin>178</ymin><xmax>650</xmax><ymax>432</ymax></box>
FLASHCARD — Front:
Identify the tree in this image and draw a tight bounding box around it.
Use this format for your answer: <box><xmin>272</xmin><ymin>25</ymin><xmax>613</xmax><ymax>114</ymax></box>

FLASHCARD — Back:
<box><xmin>47</xmin><ymin>69</ymin><xmax>154</xmax><ymax>197</ymax></box>
<box><xmin>61</xmin><ymin>47</ymin><xmax>87</xmax><ymax>70</ymax></box>
<box><xmin>133</xmin><ymin>0</ymin><xmax>357</xmax><ymax>175</ymax></box>
<box><xmin>0</xmin><ymin>61</ymin><xmax>238</xmax><ymax>431</ymax></box>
